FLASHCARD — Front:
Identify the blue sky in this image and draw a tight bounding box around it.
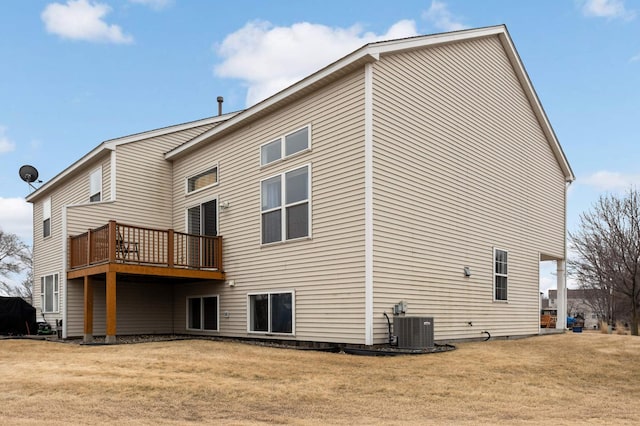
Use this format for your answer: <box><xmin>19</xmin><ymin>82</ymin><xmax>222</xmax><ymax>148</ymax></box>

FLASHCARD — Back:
<box><xmin>1</xmin><ymin>0</ymin><xmax>639</xmax><ymax>293</ymax></box>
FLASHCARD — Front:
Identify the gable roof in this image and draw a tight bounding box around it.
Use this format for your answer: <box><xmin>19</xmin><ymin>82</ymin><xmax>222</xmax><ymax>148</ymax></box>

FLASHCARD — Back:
<box><xmin>25</xmin><ymin>112</ymin><xmax>240</xmax><ymax>203</ymax></box>
<box><xmin>166</xmin><ymin>25</ymin><xmax>574</xmax><ymax>183</ymax></box>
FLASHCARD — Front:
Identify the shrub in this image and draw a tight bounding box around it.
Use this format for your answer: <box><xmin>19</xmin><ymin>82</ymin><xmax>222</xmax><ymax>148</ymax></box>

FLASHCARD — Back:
<box><xmin>599</xmin><ymin>320</ymin><xmax>609</xmax><ymax>334</ymax></box>
<box><xmin>615</xmin><ymin>321</ymin><xmax>628</xmax><ymax>335</ymax></box>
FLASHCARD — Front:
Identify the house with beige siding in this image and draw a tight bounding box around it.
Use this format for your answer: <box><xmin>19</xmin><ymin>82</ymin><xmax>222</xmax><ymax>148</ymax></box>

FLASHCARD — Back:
<box><xmin>26</xmin><ymin>25</ymin><xmax>573</xmax><ymax>346</ymax></box>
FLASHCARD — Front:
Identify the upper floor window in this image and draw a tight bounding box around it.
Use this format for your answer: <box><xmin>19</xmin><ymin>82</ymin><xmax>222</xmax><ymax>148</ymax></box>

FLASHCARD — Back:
<box><xmin>89</xmin><ymin>167</ymin><xmax>102</xmax><ymax>202</ymax></box>
<box><xmin>494</xmin><ymin>248</ymin><xmax>508</xmax><ymax>301</ymax></box>
<box><xmin>43</xmin><ymin>197</ymin><xmax>51</xmax><ymax>238</ymax></box>
<box><xmin>41</xmin><ymin>274</ymin><xmax>59</xmax><ymax>313</ymax></box>
<box><xmin>187</xmin><ymin>166</ymin><xmax>218</xmax><ymax>193</ymax></box>
<box><xmin>260</xmin><ymin>125</ymin><xmax>310</xmax><ymax>166</ymax></box>
<box><xmin>261</xmin><ymin>165</ymin><xmax>310</xmax><ymax>244</ymax></box>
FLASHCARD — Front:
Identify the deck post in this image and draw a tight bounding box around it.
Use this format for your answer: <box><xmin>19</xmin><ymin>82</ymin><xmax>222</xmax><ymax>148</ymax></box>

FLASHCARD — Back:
<box><xmin>556</xmin><ymin>260</ymin><xmax>567</xmax><ymax>330</ymax></box>
<box><xmin>68</xmin><ymin>236</ymin><xmax>73</xmax><ymax>270</ymax></box>
<box><xmin>83</xmin><ymin>275</ymin><xmax>94</xmax><ymax>342</ymax></box>
<box><xmin>216</xmin><ymin>237</ymin><xmax>223</xmax><ymax>271</ymax></box>
<box><xmin>168</xmin><ymin>229</ymin><xmax>174</xmax><ymax>268</ymax></box>
<box><xmin>108</xmin><ymin>220</ymin><xmax>117</xmax><ymax>263</ymax></box>
<box><xmin>105</xmin><ymin>270</ymin><xmax>117</xmax><ymax>344</ymax></box>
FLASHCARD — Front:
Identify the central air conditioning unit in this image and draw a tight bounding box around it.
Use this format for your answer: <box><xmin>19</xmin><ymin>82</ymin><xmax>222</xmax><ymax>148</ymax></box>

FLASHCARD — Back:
<box><xmin>393</xmin><ymin>316</ymin><xmax>434</xmax><ymax>349</ymax></box>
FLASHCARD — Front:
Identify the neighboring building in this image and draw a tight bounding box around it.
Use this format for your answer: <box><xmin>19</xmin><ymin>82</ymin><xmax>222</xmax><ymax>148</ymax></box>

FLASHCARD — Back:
<box><xmin>26</xmin><ymin>25</ymin><xmax>573</xmax><ymax>346</ymax></box>
<box><xmin>548</xmin><ymin>289</ymin><xmax>602</xmax><ymax>330</ymax></box>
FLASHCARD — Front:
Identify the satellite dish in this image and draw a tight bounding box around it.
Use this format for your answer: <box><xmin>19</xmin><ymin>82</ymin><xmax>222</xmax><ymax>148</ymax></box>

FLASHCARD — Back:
<box><xmin>19</xmin><ymin>165</ymin><xmax>39</xmax><ymax>183</ymax></box>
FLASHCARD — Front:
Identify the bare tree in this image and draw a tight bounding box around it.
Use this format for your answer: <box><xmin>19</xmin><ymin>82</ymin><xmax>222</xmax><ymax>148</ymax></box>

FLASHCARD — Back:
<box><xmin>16</xmin><ymin>246</ymin><xmax>33</xmax><ymax>302</ymax></box>
<box><xmin>569</xmin><ymin>188</ymin><xmax>640</xmax><ymax>335</ymax></box>
<box><xmin>0</xmin><ymin>230</ymin><xmax>32</xmax><ymax>302</ymax></box>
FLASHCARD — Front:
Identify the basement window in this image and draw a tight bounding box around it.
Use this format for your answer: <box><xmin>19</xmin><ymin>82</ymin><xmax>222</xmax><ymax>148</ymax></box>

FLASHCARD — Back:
<box><xmin>186</xmin><ymin>295</ymin><xmax>219</xmax><ymax>331</ymax></box>
<box><xmin>248</xmin><ymin>291</ymin><xmax>294</xmax><ymax>334</ymax></box>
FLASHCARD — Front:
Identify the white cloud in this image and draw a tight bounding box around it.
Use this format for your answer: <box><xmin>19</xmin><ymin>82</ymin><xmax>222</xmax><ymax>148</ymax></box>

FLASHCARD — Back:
<box><xmin>581</xmin><ymin>170</ymin><xmax>640</xmax><ymax>191</ymax></box>
<box><xmin>422</xmin><ymin>0</ymin><xmax>468</xmax><ymax>32</ymax></box>
<box><xmin>0</xmin><ymin>197</ymin><xmax>33</xmax><ymax>242</ymax></box>
<box><xmin>41</xmin><ymin>0</ymin><xmax>133</xmax><ymax>44</ymax></box>
<box><xmin>128</xmin><ymin>0</ymin><xmax>172</xmax><ymax>10</ymax></box>
<box><xmin>581</xmin><ymin>0</ymin><xmax>636</xmax><ymax>20</ymax></box>
<box><xmin>0</xmin><ymin>126</ymin><xmax>16</xmax><ymax>154</ymax></box>
<box><xmin>214</xmin><ymin>20</ymin><xmax>418</xmax><ymax>106</ymax></box>
<box><xmin>630</xmin><ymin>53</ymin><xmax>640</xmax><ymax>62</ymax></box>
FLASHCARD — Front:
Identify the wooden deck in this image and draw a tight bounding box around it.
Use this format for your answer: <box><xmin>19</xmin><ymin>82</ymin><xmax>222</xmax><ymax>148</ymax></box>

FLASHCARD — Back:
<box><xmin>68</xmin><ymin>220</ymin><xmax>224</xmax><ymax>280</ymax></box>
<box><xmin>69</xmin><ymin>221</ymin><xmax>225</xmax><ymax>343</ymax></box>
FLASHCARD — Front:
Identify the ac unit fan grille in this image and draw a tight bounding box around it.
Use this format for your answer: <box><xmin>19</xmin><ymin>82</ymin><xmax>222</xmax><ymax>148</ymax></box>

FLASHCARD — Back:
<box><xmin>394</xmin><ymin>316</ymin><xmax>434</xmax><ymax>349</ymax></box>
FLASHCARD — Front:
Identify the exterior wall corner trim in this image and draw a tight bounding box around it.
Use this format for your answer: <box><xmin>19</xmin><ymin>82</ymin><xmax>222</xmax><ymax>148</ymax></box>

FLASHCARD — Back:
<box><xmin>364</xmin><ymin>62</ymin><xmax>374</xmax><ymax>345</ymax></box>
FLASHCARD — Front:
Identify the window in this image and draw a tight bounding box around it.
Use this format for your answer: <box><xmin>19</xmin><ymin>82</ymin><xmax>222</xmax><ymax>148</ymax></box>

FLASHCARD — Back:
<box><xmin>186</xmin><ymin>295</ymin><xmax>218</xmax><ymax>331</ymax></box>
<box><xmin>494</xmin><ymin>248</ymin><xmax>508</xmax><ymax>301</ymax></box>
<box><xmin>261</xmin><ymin>165</ymin><xmax>310</xmax><ymax>244</ymax></box>
<box><xmin>248</xmin><ymin>291</ymin><xmax>294</xmax><ymax>334</ymax></box>
<box><xmin>187</xmin><ymin>166</ymin><xmax>218</xmax><ymax>193</ymax></box>
<box><xmin>41</xmin><ymin>274</ymin><xmax>59</xmax><ymax>313</ymax></box>
<box><xmin>43</xmin><ymin>197</ymin><xmax>51</xmax><ymax>238</ymax></box>
<box><xmin>89</xmin><ymin>167</ymin><xmax>102</xmax><ymax>202</ymax></box>
<box><xmin>260</xmin><ymin>125</ymin><xmax>310</xmax><ymax>166</ymax></box>
<box><xmin>187</xmin><ymin>200</ymin><xmax>218</xmax><ymax>267</ymax></box>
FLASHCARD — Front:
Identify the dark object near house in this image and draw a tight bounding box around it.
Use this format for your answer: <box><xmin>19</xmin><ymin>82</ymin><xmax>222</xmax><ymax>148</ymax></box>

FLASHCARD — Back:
<box><xmin>0</xmin><ymin>296</ymin><xmax>37</xmax><ymax>335</ymax></box>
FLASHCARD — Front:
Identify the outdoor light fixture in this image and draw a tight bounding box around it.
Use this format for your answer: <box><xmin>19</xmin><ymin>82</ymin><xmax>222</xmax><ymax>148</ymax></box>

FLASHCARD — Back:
<box><xmin>464</xmin><ymin>266</ymin><xmax>471</xmax><ymax>277</ymax></box>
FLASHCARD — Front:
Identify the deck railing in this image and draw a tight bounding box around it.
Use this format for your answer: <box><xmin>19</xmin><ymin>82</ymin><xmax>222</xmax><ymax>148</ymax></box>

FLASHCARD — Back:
<box><xmin>68</xmin><ymin>221</ymin><xmax>222</xmax><ymax>271</ymax></box>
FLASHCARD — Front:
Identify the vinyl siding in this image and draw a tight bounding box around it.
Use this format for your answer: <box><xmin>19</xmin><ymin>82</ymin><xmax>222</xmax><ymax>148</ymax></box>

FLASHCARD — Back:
<box><xmin>371</xmin><ymin>36</ymin><xmax>566</xmax><ymax>342</ymax></box>
<box><xmin>67</xmin><ymin>278</ymin><xmax>174</xmax><ymax>336</ymax></box>
<box><xmin>31</xmin><ymin>124</ymin><xmax>214</xmax><ymax>337</ymax></box>
<box><xmin>171</xmin><ymin>70</ymin><xmax>367</xmax><ymax>344</ymax></box>
<box><xmin>32</xmin><ymin>152</ymin><xmax>112</xmax><ymax>328</ymax></box>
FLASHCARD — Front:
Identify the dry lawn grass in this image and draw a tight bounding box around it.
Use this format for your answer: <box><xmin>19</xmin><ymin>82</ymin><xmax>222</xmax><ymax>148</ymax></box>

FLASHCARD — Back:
<box><xmin>1</xmin><ymin>333</ymin><xmax>639</xmax><ymax>425</ymax></box>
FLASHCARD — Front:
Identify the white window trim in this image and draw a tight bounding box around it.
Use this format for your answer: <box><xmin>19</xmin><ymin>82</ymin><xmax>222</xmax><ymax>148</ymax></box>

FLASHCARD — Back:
<box><xmin>89</xmin><ymin>166</ymin><xmax>102</xmax><ymax>202</ymax></box>
<box><xmin>246</xmin><ymin>290</ymin><xmax>296</xmax><ymax>336</ymax></box>
<box><xmin>43</xmin><ymin>197</ymin><xmax>52</xmax><ymax>239</ymax></box>
<box><xmin>40</xmin><ymin>273</ymin><xmax>59</xmax><ymax>313</ymax></box>
<box><xmin>493</xmin><ymin>247</ymin><xmax>508</xmax><ymax>302</ymax></box>
<box><xmin>260</xmin><ymin>124</ymin><xmax>312</xmax><ymax>167</ymax></box>
<box><xmin>260</xmin><ymin>163</ymin><xmax>312</xmax><ymax>246</ymax></box>
<box><xmin>185</xmin><ymin>294</ymin><xmax>220</xmax><ymax>332</ymax></box>
<box><xmin>185</xmin><ymin>164</ymin><xmax>219</xmax><ymax>196</ymax></box>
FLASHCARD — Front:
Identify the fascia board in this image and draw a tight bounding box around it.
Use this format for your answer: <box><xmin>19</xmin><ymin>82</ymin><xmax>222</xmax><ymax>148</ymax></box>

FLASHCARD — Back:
<box><xmin>105</xmin><ymin>113</ymin><xmax>239</xmax><ymax>147</ymax></box>
<box><xmin>165</xmin><ymin>52</ymin><xmax>380</xmax><ymax>160</ymax></box>
<box><xmin>366</xmin><ymin>24</ymin><xmax>574</xmax><ymax>183</ymax></box>
<box><xmin>496</xmin><ymin>30</ymin><xmax>575</xmax><ymax>182</ymax></box>
<box><xmin>164</xmin><ymin>26</ymin><xmax>509</xmax><ymax>161</ymax></box>
<box><xmin>25</xmin><ymin>145</ymin><xmax>113</xmax><ymax>203</ymax></box>
<box><xmin>367</xmin><ymin>25</ymin><xmax>506</xmax><ymax>56</ymax></box>
<box><xmin>25</xmin><ymin>115</ymin><xmax>234</xmax><ymax>203</ymax></box>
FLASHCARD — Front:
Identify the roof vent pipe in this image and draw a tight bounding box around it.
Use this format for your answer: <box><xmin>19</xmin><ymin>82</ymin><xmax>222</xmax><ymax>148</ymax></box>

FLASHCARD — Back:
<box><xmin>217</xmin><ymin>96</ymin><xmax>224</xmax><ymax>116</ymax></box>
